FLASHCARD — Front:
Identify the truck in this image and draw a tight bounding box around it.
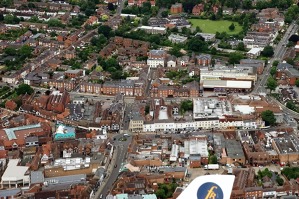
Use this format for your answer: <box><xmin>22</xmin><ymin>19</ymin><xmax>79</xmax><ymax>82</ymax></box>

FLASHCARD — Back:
<box><xmin>204</xmin><ymin>164</ymin><xmax>220</xmax><ymax>170</ymax></box>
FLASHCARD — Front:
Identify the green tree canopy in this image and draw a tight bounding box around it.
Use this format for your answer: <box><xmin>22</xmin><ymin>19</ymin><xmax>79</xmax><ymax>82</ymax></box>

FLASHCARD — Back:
<box><xmin>276</xmin><ymin>176</ymin><xmax>284</xmax><ymax>186</ymax></box>
<box><xmin>272</xmin><ymin>60</ymin><xmax>279</xmax><ymax>67</ymax></box>
<box><xmin>208</xmin><ymin>155</ymin><xmax>218</xmax><ymax>164</ymax></box>
<box><xmin>270</xmin><ymin>66</ymin><xmax>277</xmax><ymax>77</ymax></box>
<box><xmin>180</xmin><ymin>100</ymin><xmax>193</xmax><ymax>115</ymax></box>
<box><xmin>295</xmin><ymin>79</ymin><xmax>299</xmax><ymax>87</ymax></box>
<box><xmin>169</xmin><ymin>46</ymin><xmax>183</xmax><ymax>57</ymax></box>
<box><xmin>261</xmin><ymin>110</ymin><xmax>276</xmax><ymax>126</ymax></box>
<box><xmin>229</xmin><ymin>23</ymin><xmax>235</xmax><ymax>31</ymax></box>
<box><xmin>161</xmin><ymin>10</ymin><xmax>168</xmax><ymax>17</ymax></box>
<box><xmin>98</xmin><ymin>25</ymin><xmax>113</xmax><ymax>38</ymax></box>
<box><xmin>228</xmin><ymin>52</ymin><xmax>243</xmax><ymax>64</ymax></box>
<box><xmin>16</xmin><ymin>84</ymin><xmax>34</xmax><ymax>95</ymax></box>
<box><xmin>286</xmin><ymin>101</ymin><xmax>297</xmax><ymax>112</ymax></box>
<box><xmin>261</xmin><ymin>45</ymin><xmax>274</xmax><ymax>57</ymax></box>
<box><xmin>266</xmin><ymin>76</ymin><xmax>277</xmax><ymax>92</ymax></box>
<box><xmin>187</xmin><ymin>36</ymin><xmax>208</xmax><ymax>52</ymax></box>
<box><xmin>47</xmin><ymin>19</ymin><xmax>64</xmax><ymax>28</ymax></box>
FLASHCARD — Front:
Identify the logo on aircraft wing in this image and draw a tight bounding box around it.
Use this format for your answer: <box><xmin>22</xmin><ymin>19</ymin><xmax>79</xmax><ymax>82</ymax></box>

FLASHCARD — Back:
<box><xmin>197</xmin><ymin>182</ymin><xmax>223</xmax><ymax>199</ymax></box>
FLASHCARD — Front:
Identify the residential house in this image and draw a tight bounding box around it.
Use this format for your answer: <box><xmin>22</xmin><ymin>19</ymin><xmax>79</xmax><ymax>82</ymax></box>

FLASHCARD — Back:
<box><xmin>196</xmin><ymin>54</ymin><xmax>212</xmax><ymax>66</ymax></box>
<box><xmin>170</xmin><ymin>3</ymin><xmax>183</xmax><ymax>14</ymax></box>
<box><xmin>147</xmin><ymin>49</ymin><xmax>167</xmax><ymax>68</ymax></box>
<box><xmin>167</xmin><ymin>56</ymin><xmax>177</xmax><ymax>67</ymax></box>
<box><xmin>127</xmin><ymin>0</ymin><xmax>155</xmax><ymax>7</ymax></box>
<box><xmin>192</xmin><ymin>4</ymin><xmax>204</xmax><ymax>15</ymax></box>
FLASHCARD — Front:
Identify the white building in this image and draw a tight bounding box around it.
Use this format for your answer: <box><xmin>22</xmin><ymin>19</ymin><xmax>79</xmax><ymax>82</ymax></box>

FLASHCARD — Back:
<box><xmin>1</xmin><ymin>159</ymin><xmax>29</xmax><ymax>188</ymax></box>
<box><xmin>247</xmin><ymin>48</ymin><xmax>262</xmax><ymax>59</ymax></box>
<box><xmin>138</xmin><ymin>26</ymin><xmax>167</xmax><ymax>34</ymax></box>
<box><xmin>168</xmin><ymin>34</ymin><xmax>188</xmax><ymax>43</ymax></box>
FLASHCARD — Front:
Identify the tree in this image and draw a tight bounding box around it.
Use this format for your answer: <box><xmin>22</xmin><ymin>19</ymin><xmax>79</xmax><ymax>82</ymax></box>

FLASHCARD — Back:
<box><xmin>155</xmin><ymin>189</ymin><xmax>166</xmax><ymax>199</ymax></box>
<box><xmin>295</xmin><ymin>79</ymin><xmax>299</xmax><ymax>87</ymax></box>
<box><xmin>19</xmin><ymin>45</ymin><xmax>33</xmax><ymax>59</ymax></box>
<box><xmin>161</xmin><ymin>10</ymin><xmax>168</xmax><ymax>17</ymax></box>
<box><xmin>276</xmin><ymin>176</ymin><xmax>284</xmax><ymax>186</ymax></box>
<box><xmin>286</xmin><ymin>101</ymin><xmax>297</xmax><ymax>112</ymax></box>
<box><xmin>16</xmin><ymin>84</ymin><xmax>34</xmax><ymax>95</ymax></box>
<box><xmin>107</xmin><ymin>2</ymin><xmax>115</xmax><ymax>10</ymax></box>
<box><xmin>187</xmin><ymin>36</ymin><xmax>208</xmax><ymax>52</ymax></box>
<box><xmin>261</xmin><ymin>110</ymin><xmax>276</xmax><ymax>126</ymax></box>
<box><xmin>180</xmin><ymin>100</ymin><xmax>193</xmax><ymax>115</ymax></box>
<box><xmin>266</xmin><ymin>76</ymin><xmax>277</xmax><ymax>93</ymax></box>
<box><xmin>228</xmin><ymin>52</ymin><xmax>243</xmax><ymax>64</ymax></box>
<box><xmin>229</xmin><ymin>23</ymin><xmax>235</xmax><ymax>31</ymax></box>
<box><xmin>195</xmin><ymin>26</ymin><xmax>202</xmax><ymax>33</ymax></box>
<box><xmin>0</xmin><ymin>14</ymin><xmax>4</xmax><ymax>21</ymax></box>
<box><xmin>211</xmin><ymin>47</ymin><xmax>217</xmax><ymax>55</ymax></box>
<box><xmin>236</xmin><ymin>42</ymin><xmax>245</xmax><ymax>51</ymax></box>
<box><xmin>208</xmin><ymin>155</ymin><xmax>218</xmax><ymax>164</ymax></box>
<box><xmin>286</xmin><ymin>58</ymin><xmax>295</xmax><ymax>66</ymax></box>
<box><xmin>261</xmin><ymin>45</ymin><xmax>274</xmax><ymax>57</ymax></box>
<box><xmin>98</xmin><ymin>25</ymin><xmax>112</xmax><ymax>38</ymax></box>
<box><xmin>270</xmin><ymin>66</ymin><xmax>277</xmax><ymax>77</ymax></box>
<box><xmin>47</xmin><ymin>19</ymin><xmax>64</xmax><ymax>27</ymax></box>
<box><xmin>242</xmin><ymin>0</ymin><xmax>252</xmax><ymax>9</ymax></box>
<box><xmin>169</xmin><ymin>46</ymin><xmax>182</xmax><ymax>57</ymax></box>
<box><xmin>272</xmin><ymin>60</ymin><xmax>279</xmax><ymax>67</ymax></box>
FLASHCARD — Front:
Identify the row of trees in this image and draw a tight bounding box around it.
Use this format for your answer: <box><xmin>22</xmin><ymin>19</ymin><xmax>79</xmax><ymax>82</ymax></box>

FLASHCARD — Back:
<box><xmin>3</xmin><ymin>45</ymin><xmax>33</xmax><ymax>71</ymax></box>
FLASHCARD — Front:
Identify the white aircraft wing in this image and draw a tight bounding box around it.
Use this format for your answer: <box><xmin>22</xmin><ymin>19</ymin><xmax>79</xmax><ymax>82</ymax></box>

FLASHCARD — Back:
<box><xmin>177</xmin><ymin>175</ymin><xmax>235</xmax><ymax>199</ymax></box>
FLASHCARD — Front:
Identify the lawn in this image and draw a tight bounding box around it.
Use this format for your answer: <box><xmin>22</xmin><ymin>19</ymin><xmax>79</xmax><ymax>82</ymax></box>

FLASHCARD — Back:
<box><xmin>188</xmin><ymin>19</ymin><xmax>242</xmax><ymax>35</ymax></box>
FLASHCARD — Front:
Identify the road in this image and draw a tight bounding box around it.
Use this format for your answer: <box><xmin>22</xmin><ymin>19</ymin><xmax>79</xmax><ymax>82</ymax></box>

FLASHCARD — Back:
<box><xmin>93</xmin><ymin>134</ymin><xmax>132</xmax><ymax>199</ymax></box>
<box><xmin>254</xmin><ymin>22</ymin><xmax>298</xmax><ymax>94</ymax></box>
<box><xmin>116</xmin><ymin>0</ymin><xmax>126</xmax><ymax>14</ymax></box>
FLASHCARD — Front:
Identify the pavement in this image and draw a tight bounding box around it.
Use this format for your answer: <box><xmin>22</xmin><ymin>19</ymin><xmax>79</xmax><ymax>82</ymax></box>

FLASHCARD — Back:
<box><xmin>93</xmin><ymin>134</ymin><xmax>132</xmax><ymax>199</ymax></box>
<box><xmin>252</xmin><ymin>22</ymin><xmax>299</xmax><ymax>119</ymax></box>
<box><xmin>254</xmin><ymin>22</ymin><xmax>298</xmax><ymax>94</ymax></box>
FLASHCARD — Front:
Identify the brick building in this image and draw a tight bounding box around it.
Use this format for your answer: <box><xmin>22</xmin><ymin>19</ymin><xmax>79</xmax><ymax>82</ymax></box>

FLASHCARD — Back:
<box><xmin>170</xmin><ymin>3</ymin><xmax>183</xmax><ymax>14</ymax></box>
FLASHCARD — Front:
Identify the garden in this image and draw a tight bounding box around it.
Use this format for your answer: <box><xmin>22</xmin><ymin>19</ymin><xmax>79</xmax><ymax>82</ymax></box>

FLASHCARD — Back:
<box><xmin>188</xmin><ymin>19</ymin><xmax>242</xmax><ymax>35</ymax></box>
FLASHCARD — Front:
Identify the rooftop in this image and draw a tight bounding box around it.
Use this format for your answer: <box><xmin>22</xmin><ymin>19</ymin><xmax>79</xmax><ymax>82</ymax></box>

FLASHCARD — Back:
<box><xmin>1</xmin><ymin>159</ymin><xmax>29</xmax><ymax>182</ymax></box>
<box><xmin>273</xmin><ymin>135</ymin><xmax>299</xmax><ymax>154</ymax></box>
<box><xmin>193</xmin><ymin>98</ymin><xmax>232</xmax><ymax>119</ymax></box>
<box><xmin>225</xmin><ymin>140</ymin><xmax>245</xmax><ymax>158</ymax></box>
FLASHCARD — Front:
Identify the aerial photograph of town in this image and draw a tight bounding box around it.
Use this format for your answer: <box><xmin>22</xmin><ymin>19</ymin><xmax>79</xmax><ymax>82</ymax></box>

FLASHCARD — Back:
<box><xmin>0</xmin><ymin>0</ymin><xmax>299</xmax><ymax>198</ymax></box>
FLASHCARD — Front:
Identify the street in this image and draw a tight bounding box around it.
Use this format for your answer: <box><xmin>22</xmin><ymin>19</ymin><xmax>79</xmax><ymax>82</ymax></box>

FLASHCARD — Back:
<box><xmin>254</xmin><ymin>22</ymin><xmax>298</xmax><ymax>94</ymax></box>
<box><xmin>93</xmin><ymin>134</ymin><xmax>132</xmax><ymax>199</ymax></box>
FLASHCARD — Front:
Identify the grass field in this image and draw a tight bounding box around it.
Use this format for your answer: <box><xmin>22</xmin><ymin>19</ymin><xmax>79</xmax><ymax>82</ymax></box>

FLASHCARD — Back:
<box><xmin>188</xmin><ymin>19</ymin><xmax>242</xmax><ymax>35</ymax></box>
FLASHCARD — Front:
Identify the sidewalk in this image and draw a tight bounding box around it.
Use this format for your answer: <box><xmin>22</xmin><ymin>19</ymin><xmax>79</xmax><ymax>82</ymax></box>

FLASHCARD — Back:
<box><xmin>93</xmin><ymin>146</ymin><xmax>119</xmax><ymax>199</ymax></box>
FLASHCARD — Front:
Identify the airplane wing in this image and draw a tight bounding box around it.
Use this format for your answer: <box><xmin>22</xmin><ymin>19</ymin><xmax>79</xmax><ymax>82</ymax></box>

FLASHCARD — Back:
<box><xmin>177</xmin><ymin>175</ymin><xmax>235</xmax><ymax>199</ymax></box>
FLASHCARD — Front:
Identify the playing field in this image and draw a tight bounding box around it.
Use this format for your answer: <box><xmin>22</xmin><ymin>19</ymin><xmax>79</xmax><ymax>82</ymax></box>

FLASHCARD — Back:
<box><xmin>188</xmin><ymin>19</ymin><xmax>242</xmax><ymax>35</ymax></box>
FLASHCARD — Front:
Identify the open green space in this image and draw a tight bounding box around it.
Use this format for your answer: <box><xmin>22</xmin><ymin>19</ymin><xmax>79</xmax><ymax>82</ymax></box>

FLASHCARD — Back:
<box><xmin>188</xmin><ymin>19</ymin><xmax>242</xmax><ymax>35</ymax></box>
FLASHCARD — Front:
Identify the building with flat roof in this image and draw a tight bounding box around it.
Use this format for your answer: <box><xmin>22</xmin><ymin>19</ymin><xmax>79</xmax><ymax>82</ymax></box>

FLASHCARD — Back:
<box><xmin>138</xmin><ymin>26</ymin><xmax>166</xmax><ymax>34</ymax></box>
<box><xmin>203</xmin><ymin>80</ymin><xmax>252</xmax><ymax>91</ymax></box>
<box><xmin>272</xmin><ymin>134</ymin><xmax>299</xmax><ymax>165</ymax></box>
<box><xmin>247</xmin><ymin>48</ymin><xmax>262</xmax><ymax>59</ymax></box>
<box><xmin>53</xmin><ymin>124</ymin><xmax>76</xmax><ymax>141</ymax></box>
<box><xmin>193</xmin><ymin>98</ymin><xmax>232</xmax><ymax>120</ymax></box>
<box><xmin>195</xmin><ymin>33</ymin><xmax>216</xmax><ymax>42</ymax></box>
<box><xmin>1</xmin><ymin>159</ymin><xmax>29</xmax><ymax>188</ymax></box>
<box><xmin>168</xmin><ymin>34</ymin><xmax>188</xmax><ymax>43</ymax></box>
<box><xmin>225</xmin><ymin>139</ymin><xmax>246</xmax><ymax>165</ymax></box>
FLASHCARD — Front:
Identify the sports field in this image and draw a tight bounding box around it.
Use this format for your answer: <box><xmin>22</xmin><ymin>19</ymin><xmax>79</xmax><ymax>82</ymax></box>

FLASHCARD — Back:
<box><xmin>188</xmin><ymin>19</ymin><xmax>242</xmax><ymax>35</ymax></box>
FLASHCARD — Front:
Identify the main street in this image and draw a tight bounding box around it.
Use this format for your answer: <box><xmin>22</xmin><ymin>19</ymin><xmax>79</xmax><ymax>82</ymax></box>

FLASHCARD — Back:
<box><xmin>93</xmin><ymin>134</ymin><xmax>132</xmax><ymax>199</ymax></box>
<box><xmin>254</xmin><ymin>22</ymin><xmax>298</xmax><ymax>94</ymax></box>
<box><xmin>253</xmin><ymin>22</ymin><xmax>299</xmax><ymax>119</ymax></box>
